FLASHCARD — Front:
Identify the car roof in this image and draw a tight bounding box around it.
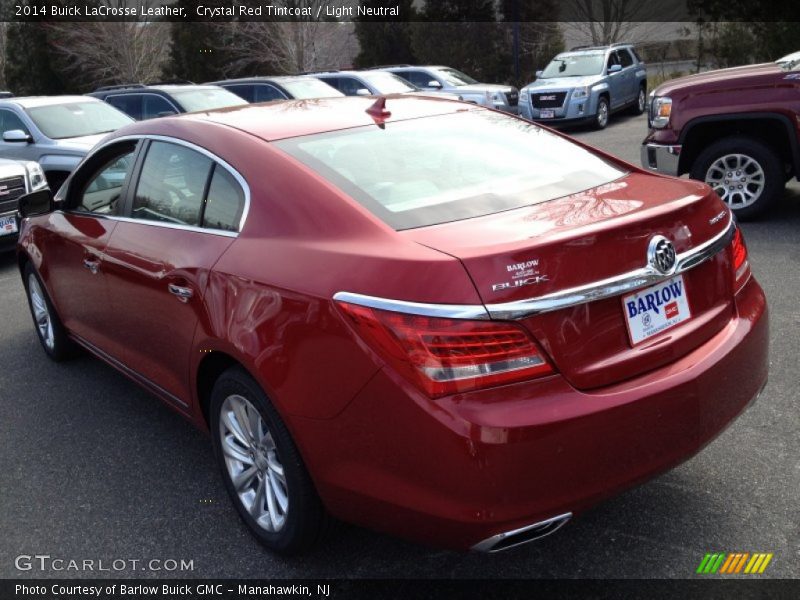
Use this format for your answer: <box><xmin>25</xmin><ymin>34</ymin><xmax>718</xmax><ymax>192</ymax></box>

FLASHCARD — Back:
<box><xmin>115</xmin><ymin>95</ymin><xmax>469</xmax><ymax>143</ymax></box>
<box><xmin>210</xmin><ymin>76</ymin><xmax>308</xmax><ymax>85</ymax></box>
<box><xmin>0</xmin><ymin>95</ymin><xmax>103</xmax><ymax>108</ymax></box>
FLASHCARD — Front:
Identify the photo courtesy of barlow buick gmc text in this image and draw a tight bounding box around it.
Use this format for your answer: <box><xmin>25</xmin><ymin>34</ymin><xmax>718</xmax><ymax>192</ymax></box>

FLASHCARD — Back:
<box><xmin>0</xmin><ymin>1</ymin><xmax>797</xmax><ymax>599</ymax></box>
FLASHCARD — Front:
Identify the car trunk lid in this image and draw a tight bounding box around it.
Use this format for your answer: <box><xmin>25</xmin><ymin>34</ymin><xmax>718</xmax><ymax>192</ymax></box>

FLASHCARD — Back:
<box><xmin>402</xmin><ymin>173</ymin><xmax>736</xmax><ymax>390</ymax></box>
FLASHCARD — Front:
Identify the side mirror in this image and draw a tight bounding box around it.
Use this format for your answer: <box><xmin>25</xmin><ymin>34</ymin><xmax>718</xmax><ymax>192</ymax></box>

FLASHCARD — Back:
<box><xmin>535</xmin><ymin>70</ymin><xmax>543</xmax><ymax>78</ymax></box>
<box><xmin>3</xmin><ymin>129</ymin><xmax>31</xmax><ymax>143</ymax></box>
<box><xmin>355</xmin><ymin>88</ymin><xmax>371</xmax><ymax>96</ymax></box>
<box><xmin>608</xmin><ymin>64</ymin><xmax>623</xmax><ymax>74</ymax></box>
<box><xmin>427</xmin><ymin>80</ymin><xmax>443</xmax><ymax>89</ymax></box>
<box><xmin>18</xmin><ymin>189</ymin><xmax>54</xmax><ymax>218</ymax></box>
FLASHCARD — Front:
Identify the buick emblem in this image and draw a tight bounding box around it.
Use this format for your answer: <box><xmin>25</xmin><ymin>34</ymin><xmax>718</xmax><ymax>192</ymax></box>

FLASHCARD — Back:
<box><xmin>648</xmin><ymin>236</ymin><xmax>677</xmax><ymax>275</ymax></box>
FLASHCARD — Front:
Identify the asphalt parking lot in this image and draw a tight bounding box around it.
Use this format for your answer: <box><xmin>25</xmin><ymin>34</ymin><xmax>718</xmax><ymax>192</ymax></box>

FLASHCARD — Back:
<box><xmin>0</xmin><ymin>112</ymin><xmax>797</xmax><ymax>579</ymax></box>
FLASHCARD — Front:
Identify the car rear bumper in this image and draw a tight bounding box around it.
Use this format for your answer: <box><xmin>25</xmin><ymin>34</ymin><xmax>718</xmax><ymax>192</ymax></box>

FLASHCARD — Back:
<box><xmin>641</xmin><ymin>142</ymin><xmax>682</xmax><ymax>176</ymax></box>
<box><xmin>292</xmin><ymin>277</ymin><xmax>768</xmax><ymax>550</ymax></box>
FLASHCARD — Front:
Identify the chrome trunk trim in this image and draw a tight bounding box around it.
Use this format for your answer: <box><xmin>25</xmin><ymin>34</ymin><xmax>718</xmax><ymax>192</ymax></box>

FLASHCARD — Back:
<box><xmin>332</xmin><ymin>291</ymin><xmax>489</xmax><ymax>320</ymax></box>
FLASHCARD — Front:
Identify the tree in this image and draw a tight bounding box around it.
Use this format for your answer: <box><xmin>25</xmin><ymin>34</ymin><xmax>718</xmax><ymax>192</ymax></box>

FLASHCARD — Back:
<box><xmin>499</xmin><ymin>1</ymin><xmax>564</xmax><ymax>84</ymax></box>
<box><xmin>353</xmin><ymin>0</ymin><xmax>417</xmax><ymax>68</ymax></box>
<box><xmin>410</xmin><ymin>0</ymin><xmax>506</xmax><ymax>83</ymax></box>
<box><xmin>166</xmin><ymin>0</ymin><xmax>235</xmax><ymax>82</ymax></box>
<box><xmin>220</xmin><ymin>2</ymin><xmax>356</xmax><ymax>75</ymax></box>
<box><xmin>47</xmin><ymin>21</ymin><xmax>170</xmax><ymax>90</ymax></box>
<box><xmin>4</xmin><ymin>23</ymin><xmax>67</xmax><ymax>95</ymax></box>
<box><xmin>562</xmin><ymin>0</ymin><xmax>664</xmax><ymax>46</ymax></box>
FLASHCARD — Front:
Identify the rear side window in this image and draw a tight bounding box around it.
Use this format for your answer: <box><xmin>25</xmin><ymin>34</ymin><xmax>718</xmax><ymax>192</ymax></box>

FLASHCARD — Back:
<box><xmin>106</xmin><ymin>95</ymin><xmax>143</xmax><ymax>120</ymax></box>
<box><xmin>397</xmin><ymin>70</ymin><xmax>433</xmax><ymax>88</ymax></box>
<box><xmin>133</xmin><ymin>141</ymin><xmax>212</xmax><ymax>226</ymax></box>
<box><xmin>225</xmin><ymin>85</ymin><xmax>255</xmax><ymax>102</ymax></box>
<box><xmin>254</xmin><ymin>84</ymin><xmax>286</xmax><ymax>102</ymax></box>
<box><xmin>275</xmin><ymin>110</ymin><xmax>625</xmax><ymax>230</ymax></box>
<box><xmin>203</xmin><ymin>167</ymin><xmax>245</xmax><ymax>231</ymax></box>
<box><xmin>141</xmin><ymin>95</ymin><xmax>178</xmax><ymax>119</ymax></box>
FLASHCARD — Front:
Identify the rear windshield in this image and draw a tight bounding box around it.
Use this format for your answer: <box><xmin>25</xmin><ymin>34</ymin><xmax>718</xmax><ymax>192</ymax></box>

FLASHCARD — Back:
<box><xmin>541</xmin><ymin>53</ymin><xmax>605</xmax><ymax>78</ymax></box>
<box><xmin>169</xmin><ymin>88</ymin><xmax>247</xmax><ymax>112</ymax></box>
<box><xmin>275</xmin><ymin>110</ymin><xmax>626</xmax><ymax>230</ymax></box>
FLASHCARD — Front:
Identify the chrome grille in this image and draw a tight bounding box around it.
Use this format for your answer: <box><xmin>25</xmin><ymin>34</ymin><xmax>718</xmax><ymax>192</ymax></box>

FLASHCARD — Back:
<box><xmin>0</xmin><ymin>175</ymin><xmax>26</xmax><ymax>214</ymax></box>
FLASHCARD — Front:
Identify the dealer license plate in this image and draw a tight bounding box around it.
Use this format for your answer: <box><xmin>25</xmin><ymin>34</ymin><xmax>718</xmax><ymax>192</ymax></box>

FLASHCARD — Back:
<box><xmin>0</xmin><ymin>215</ymin><xmax>17</xmax><ymax>236</ymax></box>
<box><xmin>622</xmin><ymin>275</ymin><xmax>691</xmax><ymax>346</ymax></box>
<box><xmin>539</xmin><ymin>110</ymin><xmax>555</xmax><ymax>118</ymax></box>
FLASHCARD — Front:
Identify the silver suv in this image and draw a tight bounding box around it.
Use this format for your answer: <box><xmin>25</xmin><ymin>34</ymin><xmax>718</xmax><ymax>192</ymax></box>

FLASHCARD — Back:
<box><xmin>374</xmin><ymin>65</ymin><xmax>519</xmax><ymax>113</ymax></box>
<box><xmin>519</xmin><ymin>44</ymin><xmax>647</xmax><ymax>129</ymax></box>
<box><xmin>0</xmin><ymin>96</ymin><xmax>133</xmax><ymax>191</ymax></box>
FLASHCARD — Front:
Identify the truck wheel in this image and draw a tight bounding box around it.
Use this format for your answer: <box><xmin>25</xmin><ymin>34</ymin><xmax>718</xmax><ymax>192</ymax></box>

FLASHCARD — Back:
<box><xmin>594</xmin><ymin>96</ymin><xmax>609</xmax><ymax>129</ymax></box>
<box><xmin>691</xmin><ymin>136</ymin><xmax>783</xmax><ymax>220</ymax></box>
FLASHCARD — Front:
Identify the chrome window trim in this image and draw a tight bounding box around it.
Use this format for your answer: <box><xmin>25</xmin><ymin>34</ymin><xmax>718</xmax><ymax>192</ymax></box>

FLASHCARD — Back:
<box><xmin>332</xmin><ymin>291</ymin><xmax>489</xmax><ymax>320</ymax></box>
<box><xmin>334</xmin><ymin>217</ymin><xmax>734</xmax><ymax>321</ymax></box>
<box><xmin>67</xmin><ymin>133</ymin><xmax>251</xmax><ymax>236</ymax></box>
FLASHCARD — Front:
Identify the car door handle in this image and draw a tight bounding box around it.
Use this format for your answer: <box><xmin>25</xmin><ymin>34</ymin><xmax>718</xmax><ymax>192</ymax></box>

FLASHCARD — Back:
<box><xmin>167</xmin><ymin>283</ymin><xmax>194</xmax><ymax>302</ymax></box>
<box><xmin>82</xmin><ymin>258</ymin><xmax>100</xmax><ymax>274</ymax></box>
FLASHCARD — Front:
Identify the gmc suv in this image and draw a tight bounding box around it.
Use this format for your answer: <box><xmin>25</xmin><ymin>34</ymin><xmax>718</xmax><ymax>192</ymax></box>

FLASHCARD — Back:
<box><xmin>641</xmin><ymin>57</ymin><xmax>800</xmax><ymax>218</ymax></box>
<box><xmin>519</xmin><ymin>44</ymin><xmax>647</xmax><ymax>129</ymax></box>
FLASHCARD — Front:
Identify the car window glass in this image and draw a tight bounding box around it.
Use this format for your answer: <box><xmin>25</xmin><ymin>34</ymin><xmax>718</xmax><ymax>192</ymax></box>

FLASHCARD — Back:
<box><xmin>607</xmin><ymin>52</ymin><xmax>620</xmax><ymax>69</ymax></box>
<box><xmin>132</xmin><ymin>141</ymin><xmax>212</xmax><ymax>226</ymax></box>
<box><xmin>225</xmin><ymin>85</ymin><xmax>255</xmax><ymax>102</ymax></box>
<box><xmin>631</xmin><ymin>48</ymin><xmax>643</xmax><ymax>63</ymax></box>
<box><xmin>203</xmin><ymin>166</ymin><xmax>245</xmax><ymax>232</ymax></box>
<box><xmin>106</xmin><ymin>95</ymin><xmax>143</xmax><ymax>120</ymax></box>
<box><xmin>77</xmin><ymin>150</ymin><xmax>135</xmax><ymax>214</ymax></box>
<box><xmin>254</xmin><ymin>84</ymin><xmax>286</xmax><ymax>102</ymax></box>
<box><xmin>337</xmin><ymin>77</ymin><xmax>365</xmax><ymax>96</ymax></box>
<box><xmin>619</xmin><ymin>49</ymin><xmax>634</xmax><ymax>68</ymax></box>
<box><xmin>400</xmin><ymin>70</ymin><xmax>433</xmax><ymax>88</ymax></box>
<box><xmin>142</xmin><ymin>95</ymin><xmax>177</xmax><ymax>119</ymax></box>
<box><xmin>0</xmin><ymin>109</ymin><xmax>30</xmax><ymax>135</ymax></box>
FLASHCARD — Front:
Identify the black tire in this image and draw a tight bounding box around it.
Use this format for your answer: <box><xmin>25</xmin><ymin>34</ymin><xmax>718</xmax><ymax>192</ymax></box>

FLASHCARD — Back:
<box><xmin>22</xmin><ymin>262</ymin><xmax>75</xmax><ymax>361</ymax></box>
<box><xmin>594</xmin><ymin>96</ymin><xmax>610</xmax><ymax>130</ymax></box>
<box><xmin>690</xmin><ymin>136</ymin><xmax>784</xmax><ymax>220</ymax></box>
<box><xmin>629</xmin><ymin>84</ymin><xmax>647</xmax><ymax>115</ymax></box>
<box><xmin>210</xmin><ymin>366</ymin><xmax>328</xmax><ymax>554</ymax></box>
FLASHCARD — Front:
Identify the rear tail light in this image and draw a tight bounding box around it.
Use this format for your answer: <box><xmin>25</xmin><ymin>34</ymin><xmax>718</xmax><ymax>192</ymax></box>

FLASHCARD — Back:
<box><xmin>336</xmin><ymin>302</ymin><xmax>554</xmax><ymax>398</ymax></box>
<box><xmin>731</xmin><ymin>226</ymin><xmax>751</xmax><ymax>294</ymax></box>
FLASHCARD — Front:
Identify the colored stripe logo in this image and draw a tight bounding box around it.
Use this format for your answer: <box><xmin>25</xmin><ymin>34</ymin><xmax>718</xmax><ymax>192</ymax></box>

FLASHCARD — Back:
<box><xmin>696</xmin><ymin>552</ymin><xmax>773</xmax><ymax>574</ymax></box>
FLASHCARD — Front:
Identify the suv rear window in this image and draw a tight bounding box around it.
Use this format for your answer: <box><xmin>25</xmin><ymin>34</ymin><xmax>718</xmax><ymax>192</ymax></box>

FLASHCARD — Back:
<box><xmin>275</xmin><ymin>110</ymin><xmax>626</xmax><ymax>230</ymax></box>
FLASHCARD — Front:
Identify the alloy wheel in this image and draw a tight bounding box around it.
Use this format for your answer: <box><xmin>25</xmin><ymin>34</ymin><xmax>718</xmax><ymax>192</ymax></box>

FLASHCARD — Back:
<box><xmin>704</xmin><ymin>154</ymin><xmax>765</xmax><ymax>209</ymax></box>
<box><xmin>28</xmin><ymin>274</ymin><xmax>54</xmax><ymax>350</ymax></box>
<box><xmin>219</xmin><ymin>394</ymin><xmax>289</xmax><ymax>532</ymax></box>
<box><xmin>597</xmin><ymin>101</ymin><xmax>609</xmax><ymax>127</ymax></box>
<box><xmin>637</xmin><ymin>89</ymin><xmax>646</xmax><ymax>112</ymax></box>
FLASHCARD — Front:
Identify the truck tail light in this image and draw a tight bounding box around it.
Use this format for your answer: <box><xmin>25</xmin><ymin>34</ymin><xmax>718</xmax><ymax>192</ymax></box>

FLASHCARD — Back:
<box><xmin>336</xmin><ymin>302</ymin><xmax>554</xmax><ymax>398</ymax></box>
<box><xmin>731</xmin><ymin>226</ymin><xmax>751</xmax><ymax>294</ymax></box>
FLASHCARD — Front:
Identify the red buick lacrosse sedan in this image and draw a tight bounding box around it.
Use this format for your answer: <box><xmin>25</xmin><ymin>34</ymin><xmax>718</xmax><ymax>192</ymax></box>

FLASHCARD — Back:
<box><xmin>16</xmin><ymin>96</ymin><xmax>768</xmax><ymax>554</ymax></box>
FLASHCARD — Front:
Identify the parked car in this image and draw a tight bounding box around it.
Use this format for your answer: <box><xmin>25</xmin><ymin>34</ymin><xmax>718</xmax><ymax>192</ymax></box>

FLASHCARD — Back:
<box><xmin>641</xmin><ymin>60</ymin><xmax>800</xmax><ymax>219</ymax></box>
<box><xmin>0</xmin><ymin>158</ymin><xmax>47</xmax><ymax>252</ymax></box>
<box><xmin>88</xmin><ymin>84</ymin><xmax>247</xmax><ymax>120</ymax></box>
<box><xmin>519</xmin><ymin>44</ymin><xmax>647</xmax><ymax>129</ymax></box>
<box><xmin>16</xmin><ymin>96</ymin><xmax>767</xmax><ymax>554</ymax></box>
<box><xmin>374</xmin><ymin>65</ymin><xmax>518</xmax><ymax>112</ymax></box>
<box><xmin>310</xmin><ymin>70</ymin><xmax>462</xmax><ymax>101</ymax></box>
<box><xmin>209</xmin><ymin>76</ymin><xmax>345</xmax><ymax>102</ymax></box>
<box><xmin>0</xmin><ymin>96</ymin><xmax>133</xmax><ymax>191</ymax></box>
<box><xmin>775</xmin><ymin>50</ymin><xmax>800</xmax><ymax>66</ymax></box>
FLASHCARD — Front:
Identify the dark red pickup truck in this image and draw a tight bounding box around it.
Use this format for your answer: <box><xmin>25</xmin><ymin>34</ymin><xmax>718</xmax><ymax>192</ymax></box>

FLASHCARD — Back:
<box><xmin>641</xmin><ymin>60</ymin><xmax>800</xmax><ymax>218</ymax></box>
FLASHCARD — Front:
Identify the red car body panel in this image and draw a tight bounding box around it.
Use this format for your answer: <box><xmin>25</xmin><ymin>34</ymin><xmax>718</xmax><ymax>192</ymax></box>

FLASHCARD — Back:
<box><xmin>16</xmin><ymin>96</ymin><xmax>769</xmax><ymax>550</ymax></box>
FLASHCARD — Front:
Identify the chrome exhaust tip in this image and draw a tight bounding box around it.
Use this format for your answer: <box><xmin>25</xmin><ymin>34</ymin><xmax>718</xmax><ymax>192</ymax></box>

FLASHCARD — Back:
<box><xmin>471</xmin><ymin>512</ymin><xmax>572</xmax><ymax>553</ymax></box>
